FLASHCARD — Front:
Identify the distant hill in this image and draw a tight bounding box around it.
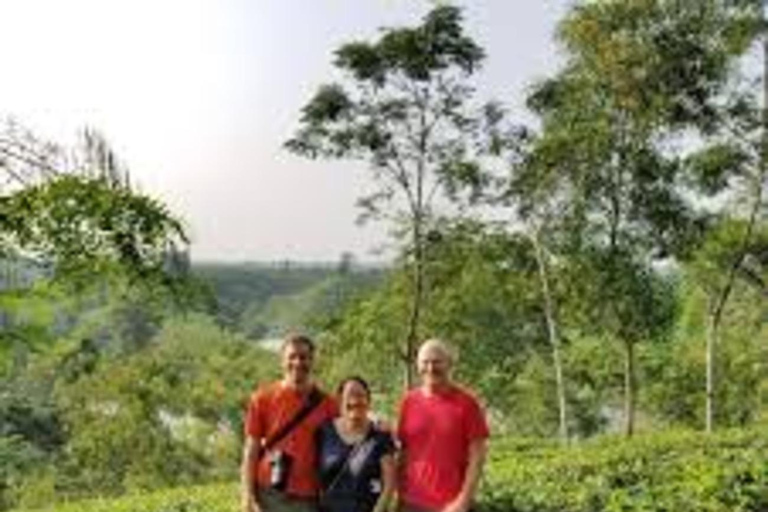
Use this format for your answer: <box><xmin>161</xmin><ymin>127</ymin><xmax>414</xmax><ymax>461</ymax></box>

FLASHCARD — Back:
<box><xmin>192</xmin><ymin>261</ymin><xmax>386</xmax><ymax>339</ymax></box>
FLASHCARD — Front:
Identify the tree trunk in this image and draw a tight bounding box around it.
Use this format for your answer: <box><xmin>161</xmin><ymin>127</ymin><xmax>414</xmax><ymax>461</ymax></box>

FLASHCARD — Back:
<box><xmin>705</xmin><ymin>304</ymin><xmax>717</xmax><ymax>433</ymax></box>
<box><xmin>530</xmin><ymin>227</ymin><xmax>568</xmax><ymax>443</ymax></box>
<box><xmin>403</xmin><ymin>216</ymin><xmax>424</xmax><ymax>390</ymax></box>
<box><xmin>623</xmin><ymin>339</ymin><xmax>636</xmax><ymax>437</ymax></box>
<box><xmin>704</xmin><ymin>23</ymin><xmax>768</xmax><ymax>431</ymax></box>
<box><xmin>402</xmin><ymin>93</ymin><xmax>429</xmax><ymax>390</ymax></box>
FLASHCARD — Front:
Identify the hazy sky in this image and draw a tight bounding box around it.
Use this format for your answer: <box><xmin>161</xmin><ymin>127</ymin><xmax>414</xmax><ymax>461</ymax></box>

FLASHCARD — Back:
<box><xmin>0</xmin><ymin>0</ymin><xmax>572</xmax><ymax>262</ymax></box>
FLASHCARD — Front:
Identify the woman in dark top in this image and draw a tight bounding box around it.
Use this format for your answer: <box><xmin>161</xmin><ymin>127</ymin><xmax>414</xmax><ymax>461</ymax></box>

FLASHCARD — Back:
<box><xmin>316</xmin><ymin>376</ymin><xmax>396</xmax><ymax>512</ymax></box>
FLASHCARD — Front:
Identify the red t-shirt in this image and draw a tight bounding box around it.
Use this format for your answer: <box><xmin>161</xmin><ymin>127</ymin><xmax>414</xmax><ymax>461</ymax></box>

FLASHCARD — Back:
<box><xmin>397</xmin><ymin>385</ymin><xmax>489</xmax><ymax>511</ymax></box>
<box><xmin>245</xmin><ymin>381</ymin><xmax>338</xmax><ymax>497</ymax></box>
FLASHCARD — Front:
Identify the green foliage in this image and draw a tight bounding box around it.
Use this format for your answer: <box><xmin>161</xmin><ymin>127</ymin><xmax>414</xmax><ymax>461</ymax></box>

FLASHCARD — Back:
<box><xmin>12</xmin><ymin>430</ymin><xmax>768</xmax><ymax>512</ymax></box>
<box><xmin>420</xmin><ymin>222</ymin><xmax>544</xmax><ymax>417</ymax></box>
<box><xmin>481</xmin><ymin>430</ymin><xmax>768</xmax><ymax>512</ymax></box>
<box><xmin>315</xmin><ymin>273</ymin><xmax>409</xmax><ymax>414</ymax></box>
<box><xmin>0</xmin><ymin>282</ymin><xmax>69</xmax><ymax>373</ymax></box>
<box><xmin>0</xmin><ymin>436</ymin><xmax>45</xmax><ymax>511</ymax></box>
<box><xmin>563</xmin><ymin>335</ymin><xmax>626</xmax><ymax>436</ymax></box>
<box><xmin>0</xmin><ymin>169</ymin><xmax>197</xmax><ymax>375</ymax></box>
<box><xmin>9</xmin><ymin>482</ymin><xmax>237</xmax><ymax>512</ymax></box>
<box><xmin>49</xmin><ymin>315</ymin><xmax>277</xmax><ymax>499</ymax></box>
<box><xmin>0</xmin><ymin>376</ymin><xmax>64</xmax><ymax>453</ymax></box>
<box><xmin>644</xmin><ymin>273</ymin><xmax>768</xmax><ymax>429</ymax></box>
<box><xmin>286</xmin><ymin>3</ymin><xmax>499</xmax><ymax>210</ymax></box>
<box><xmin>246</xmin><ymin>272</ymin><xmax>383</xmax><ymax>339</ymax></box>
<box><xmin>334</xmin><ymin>5</ymin><xmax>484</xmax><ymax>84</ymax></box>
<box><xmin>0</xmin><ymin>175</ymin><xmax>186</xmax><ymax>288</ymax></box>
<box><xmin>194</xmin><ymin>262</ymin><xmax>383</xmax><ymax>337</ymax></box>
<box><xmin>554</xmin><ymin>0</ymin><xmax>760</xmax><ymax>130</ymax></box>
<box><xmin>684</xmin><ymin>143</ymin><xmax>752</xmax><ymax>195</ymax></box>
<box><xmin>193</xmin><ymin>263</ymin><xmax>325</xmax><ymax>329</ymax></box>
<box><xmin>287</xmin><ymin>4</ymin><xmax>512</xmax><ymax>385</ymax></box>
<box><xmin>0</xmin><ymin>314</ymin><xmax>274</xmax><ymax>509</ymax></box>
<box><xmin>7</xmin><ymin>1</ymin><xmax>768</xmax><ymax>509</ymax></box>
<box><xmin>503</xmin><ymin>0</ymin><xmax>765</xmax><ymax>438</ymax></box>
<box><xmin>689</xmin><ymin>219</ymin><xmax>768</xmax><ymax>294</ymax></box>
<box><xmin>317</xmin><ymin>221</ymin><xmax>549</xmax><ymax>426</ymax></box>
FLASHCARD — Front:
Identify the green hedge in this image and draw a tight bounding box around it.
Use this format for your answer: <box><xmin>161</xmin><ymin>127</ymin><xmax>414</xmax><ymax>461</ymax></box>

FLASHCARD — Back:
<box><xmin>10</xmin><ymin>483</ymin><xmax>236</xmax><ymax>512</ymax></box>
<box><xmin>12</xmin><ymin>430</ymin><xmax>768</xmax><ymax>512</ymax></box>
<box><xmin>480</xmin><ymin>430</ymin><xmax>768</xmax><ymax>512</ymax></box>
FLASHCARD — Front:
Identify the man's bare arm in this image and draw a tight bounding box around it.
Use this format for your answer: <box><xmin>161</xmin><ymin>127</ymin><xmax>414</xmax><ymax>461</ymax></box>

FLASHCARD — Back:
<box><xmin>443</xmin><ymin>438</ymin><xmax>488</xmax><ymax>512</ymax></box>
<box><xmin>240</xmin><ymin>436</ymin><xmax>261</xmax><ymax>512</ymax></box>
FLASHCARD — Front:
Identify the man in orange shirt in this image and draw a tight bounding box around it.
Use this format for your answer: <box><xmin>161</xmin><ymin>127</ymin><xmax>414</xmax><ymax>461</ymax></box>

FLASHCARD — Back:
<box><xmin>241</xmin><ymin>334</ymin><xmax>338</xmax><ymax>512</ymax></box>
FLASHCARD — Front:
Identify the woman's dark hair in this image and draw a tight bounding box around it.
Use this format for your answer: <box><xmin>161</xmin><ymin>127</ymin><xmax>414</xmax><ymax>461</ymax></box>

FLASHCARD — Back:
<box><xmin>336</xmin><ymin>375</ymin><xmax>371</xmax><ymax>399</ymax></box>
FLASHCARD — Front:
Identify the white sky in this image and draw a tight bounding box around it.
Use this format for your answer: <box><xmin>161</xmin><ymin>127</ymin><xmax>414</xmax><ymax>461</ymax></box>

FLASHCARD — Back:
<box><xmin>0</xmin><ymin>0</ymin><xmax>572</xmax><ymax>262</ymax></box>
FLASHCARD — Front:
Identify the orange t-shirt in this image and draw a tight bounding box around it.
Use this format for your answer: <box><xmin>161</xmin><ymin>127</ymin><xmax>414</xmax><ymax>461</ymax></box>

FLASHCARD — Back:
<box><xmin>245</xmin><ymin>381</ymin><xmax>338</xmax><ymax>497</ymax></box>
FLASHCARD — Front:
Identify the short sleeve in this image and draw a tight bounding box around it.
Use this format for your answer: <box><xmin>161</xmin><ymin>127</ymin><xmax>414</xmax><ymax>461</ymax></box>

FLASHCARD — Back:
<box><xmin>324</xmin><ymin>394</ymin><xmax>340</xmax><ymax>419</ymax></box>
<box><xmin>376</xmin><ymin>430</ymin><xmax>396</xmax><ymax>457</ymax></box>
<box><xmin>315</xmin><ymin>420</ymin><xmax>332</xmax><ymax>484</ymax></box>
<box><xmin>463</xmin><ymin>394</ymin><xmax>490</xmax><ymax>442</ymax></box>
<box><xmin>314</xmin><ymin>420</ymin><xmax>328</xmax><ymax>453</ymax></box>
<box><xmin>395</xmin><ymin>393</ymin><xmax>410</xmax><ymax>448</ymax></box>
<box><xmin>244</xmin><ymin>386</ymin><xmax>267</xmax><ymax>439</ymax></box>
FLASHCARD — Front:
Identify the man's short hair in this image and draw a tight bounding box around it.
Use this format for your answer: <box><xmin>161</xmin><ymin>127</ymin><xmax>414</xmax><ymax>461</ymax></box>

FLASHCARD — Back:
<box><xmin>281</xmin><ymin>333</ymin><xmax>316</xmax><ymax>355</ymax></box>
<box><xmin>418</xmin><ymin>338</ymin><xmax>456</xmax><ymax>364</ymax></box>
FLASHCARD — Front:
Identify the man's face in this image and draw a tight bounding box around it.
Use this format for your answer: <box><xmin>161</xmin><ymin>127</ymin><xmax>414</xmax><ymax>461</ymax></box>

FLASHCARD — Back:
<box><xmin>417</xmin><ymin>345</ymin><xmax>451</xmax><ymax>388</ymax></box>
<box><xmin>282</xmin><ymin>341</ymin><xmax>313</xmax><ymax>385</ymax></box>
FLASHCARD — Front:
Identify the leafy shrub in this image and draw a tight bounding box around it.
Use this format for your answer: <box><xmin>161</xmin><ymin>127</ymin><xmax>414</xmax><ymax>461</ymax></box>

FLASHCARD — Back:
<box><xmin>479</xmin><ymin>429</ymin><xmax>768</xmax><ymax>512</ymax></box>
<box><xmin>11</xmin><ymin>430</ymin><xmax>768</xmax><ymax>512</ymax></box>
<box><xmin>10</xmin><ymin>483</ymin><xmax>236</xmax><ymax>512</ymax></box>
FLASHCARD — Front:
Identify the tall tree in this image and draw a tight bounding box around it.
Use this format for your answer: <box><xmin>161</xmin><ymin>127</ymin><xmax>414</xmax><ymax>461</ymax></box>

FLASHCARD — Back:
<box><xmin>0</xmin><ymin>121</ymin><xmax>186</xmax><ymax>286</ymax></box>
<box><xmin>0</xmin><ymin>122</ymin><xmax>190</xmax><ymax>371</ymax></box>
<box><xmin>509</xmin><ymin>0</ymin><xmax>760</xmax><ymax>435</ymax></box>
<box><xmin>690</xmin><ymin>218</ymin><xmax>768</xmax><ymax>430</ymax></box>
<box><xmin>286</xmin><ymin>5</ymin><xmax>499</xmax><ymax>387</ymax></box>
<box><xmin>669</xmin><ymin>0</ymin><xmax>766</xmax><ymax>431</ymax></box>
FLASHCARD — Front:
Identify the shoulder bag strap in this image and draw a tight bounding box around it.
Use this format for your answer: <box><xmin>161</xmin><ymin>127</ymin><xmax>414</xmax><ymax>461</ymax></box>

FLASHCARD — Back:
<box><xmin>258</xmin><ymin>387</ymin><xmax>323</xmax><ymax>459</ymax></box>
<box><xmin>324</xmin><ymin>429</ymin><xmax>374</xmax><ymax>495</ymax></box>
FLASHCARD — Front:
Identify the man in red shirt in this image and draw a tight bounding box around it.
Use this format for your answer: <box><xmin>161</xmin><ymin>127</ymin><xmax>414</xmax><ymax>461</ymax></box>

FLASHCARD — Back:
<box><xmin>241</xmin><ymin>334</ymin><xmax>338</xmax><ymax>512</ymax></box>
<box><xmin>397</xmin><ymin>339</ymin><xmax>489</xmax><ymax>512</ymax></box>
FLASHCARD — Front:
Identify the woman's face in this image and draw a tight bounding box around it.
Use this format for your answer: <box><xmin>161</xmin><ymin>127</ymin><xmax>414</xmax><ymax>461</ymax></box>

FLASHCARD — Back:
<box><xmin>340</xmin><ymin>380</ymin><xmax>370</xmax><ymax>423</ymax></box>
